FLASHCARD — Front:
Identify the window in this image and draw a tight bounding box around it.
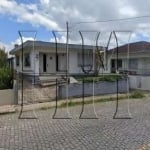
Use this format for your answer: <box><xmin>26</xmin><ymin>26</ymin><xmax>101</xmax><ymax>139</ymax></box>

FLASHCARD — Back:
<box><xmin>118</xmin><ymin>59</ymin><xmax>122</xmax><ymax>68</ymax></box>
<box><xmin>111</xmin><ymin>59</ymin><xmax>122</xmax><ymax>73</ymax></box>
<box><xmin>129</xmin><ymin>59</ymin><xmax>138</xmax><ymax>69</ymax></box>
<box><xmin>24</xmin><ymin>53</ymin><xmax>31</xmax><ymax>67</ymax></box>
<box><xmin>16</xmin><ymin>55</ymin><xmax>19</xmax><ymax>66</ymax></box>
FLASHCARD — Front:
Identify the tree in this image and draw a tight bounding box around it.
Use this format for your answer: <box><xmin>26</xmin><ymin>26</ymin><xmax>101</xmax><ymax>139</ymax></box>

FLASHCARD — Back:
<box><xmin>0</xmin><ymin>47</ymin><xmax>13</xmax><ymax>89</ymax></box>
<box><xmin>95</xmin><ymin>48</ymin><xmax>105</xmax><ymax>75</ymax></box>
<box><xmin>0</xmin><ymin>47</ymin><xmax>7</xmax><ymax>68</ymax></box>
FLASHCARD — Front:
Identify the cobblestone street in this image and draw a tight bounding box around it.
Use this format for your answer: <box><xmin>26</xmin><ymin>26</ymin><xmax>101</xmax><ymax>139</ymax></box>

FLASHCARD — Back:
<box><xmin>0</xmin><ymin>98</ymin><xmax>150</xmax><ymax>150</ymax></box>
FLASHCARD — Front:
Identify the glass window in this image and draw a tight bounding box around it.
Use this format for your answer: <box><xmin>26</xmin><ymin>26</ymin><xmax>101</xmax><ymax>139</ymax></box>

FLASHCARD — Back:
<box><xmin>129</xmin><ymin>59</ymin><xmax>138</xmax><ymax>69</ymax></box>
<box><xmin>24</xmin><ymin>53</ymin><xmax>31</xmax><ymax>67</ymax></box>
<box><xmin>118</xmin><ymin>59</ymin><xmax>122</xmax><ymax>68</ymax></box>
<box><xmin>16</xmin><ymin>55</ymin><xmax>19</xmax><ymax>66</ymax></box>
<box><xmin>111</xmin><ymin>59</ymin><xmax>122</xmax><ymax>73</ymax></box>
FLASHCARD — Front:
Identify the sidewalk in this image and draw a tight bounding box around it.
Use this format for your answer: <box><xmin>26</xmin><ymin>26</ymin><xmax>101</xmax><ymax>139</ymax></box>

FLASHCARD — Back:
<box><xmin>0</xmin><ymin>93</ymin><xmax>143</xmax><ymax>115</ymax></box>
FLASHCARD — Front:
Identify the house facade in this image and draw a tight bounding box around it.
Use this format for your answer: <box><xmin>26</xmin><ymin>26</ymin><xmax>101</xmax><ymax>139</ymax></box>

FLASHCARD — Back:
<box><xmin>10</xmin><ymin>41</ymin><xmax>95</xmax><ymax>77</ymax></box>
<box><xmin>105</xmin><ymin>41</ymin><xmax>150</xmax><ymax>90</ymax></box>
<box><xmin>106</xmin><ymin>41</ymin><xmax>150</xmax><ymax>76</ymax></box>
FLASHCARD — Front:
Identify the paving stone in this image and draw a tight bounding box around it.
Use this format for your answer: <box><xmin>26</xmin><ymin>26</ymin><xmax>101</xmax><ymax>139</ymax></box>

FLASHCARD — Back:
<box><xmin>0</xmin><ymin>98</ymin><xmax>150</xmax><ymax>149</ymax></box>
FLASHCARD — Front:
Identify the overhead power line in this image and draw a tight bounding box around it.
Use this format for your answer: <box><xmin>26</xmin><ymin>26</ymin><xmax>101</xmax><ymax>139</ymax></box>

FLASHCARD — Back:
<box><xmin>72</xmin><ymin>15</ymin><xmax>150</xmax><ymax>25</ymax></box>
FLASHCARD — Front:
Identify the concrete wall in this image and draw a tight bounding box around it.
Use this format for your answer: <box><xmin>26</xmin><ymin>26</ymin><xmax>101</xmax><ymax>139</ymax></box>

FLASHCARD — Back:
<box><xmin>129</xmin><ymin>75</ymin><xmax>150</xmax><ymax>90</ymax></box>
<box><xmin>0</xmin><ymin>89</ymin><xmax>14</xmax><ymax>106</ymax></box>
<box><xmin>58</xmin><ymin>79</ymin><xmax>128</xmax><ymax>98</ymax></box>
<box><xmin>69</xmin><ymin>50</ymin><xmax>95</xmax><ymax>74</ymax></box>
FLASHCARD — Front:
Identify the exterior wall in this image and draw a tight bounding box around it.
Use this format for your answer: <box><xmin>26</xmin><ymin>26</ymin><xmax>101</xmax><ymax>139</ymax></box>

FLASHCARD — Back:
<box><xmin>139</xmin><ymin>58</ymin><xmax>150</xmax><ymax>75</ymax></box>
<box><xmin>39</xmin><ymin>52</ymin><xmax>56</xmax><ymax>73</ymax></box>
<box><xmin>13</xmin><ymin>48</ymin><xmax>96</xmax><ymax>75</ymax></box>
<box><xmin>69</xmin><ymin>50</ymin><xmax>79</xmax><ymax>74</ymax></box>
<box><xmin>58</xmin><ymin>54</ymin><xmax>67</xmax><ymax>71</ymax></box>
<box><xmin>69</xmin><ymin>50</ymin><xmax>95</xmax><ymax>74</ymax></box>
<box><xmin>15</xmin><ymin>50</ymin><xmax>39</xmax><ymax>75</ymax></box>
<box><xmin>39</xmin><ymin>49</ymin><xmax>94</xmax><ymax>75</ymax></box>
<box><xmin>31</xmin><ymin>51</ymin><xmax>39</xmax><ymax>75</ymax></box>
<box><xmin>15</xmin><ymin>51</ymin><xmax>22</xmax><ymax>72</ymax></box>
<box><xmin>39</xmin><ymin>52</ymin><xmax>43</xmax><ymax>73</ymax></box>
<box><xmin>105</xmin><ymin>58</ymin><xmax>111</xmax><ymax>73</ymax></box>
<box><xmin>106</xmin><ymin>52</ymin><xmax>150</xmax><ymax>75</ymax></box>
<box><xmin>129</xmin><ymin>75</ymin><xmax>150</xmax><ymax>90</ymax></box>
<box><xmin>58</xmin><ymin>80</ymin><xmax>128</xmax><ymax>98</ymax></box>
<box><xmin>0</xmin><ymin>89</ymin><xmax>14</xmax><ymax>106</ymax></box>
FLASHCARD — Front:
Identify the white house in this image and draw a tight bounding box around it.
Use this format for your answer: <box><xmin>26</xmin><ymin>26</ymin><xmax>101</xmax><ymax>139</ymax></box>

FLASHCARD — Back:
<box><xmin>106</xmin><ymin>41</ymin><xmax>150</xmax><ymax>75</ymax></box>
<box><xmin>10</xmin><ymin>41</ymin><xmax>97</xmax><ymax>79</ymax></box>
<box><xmin>106</xmin><ymin>41</ymin><xmax>150</xmax><ymax>90</ymax></box>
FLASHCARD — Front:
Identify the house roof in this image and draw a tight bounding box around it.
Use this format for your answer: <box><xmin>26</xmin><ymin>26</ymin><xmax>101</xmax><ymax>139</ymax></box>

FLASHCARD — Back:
<box><xmin>9</xmin><ymin>40</ymin><xmax>101</xmax><ymax>54</ymax></box>
<box><xmin>108</xmin><ymin>41</ymin><xmax>150</xmax><ymax>54</ymax></box>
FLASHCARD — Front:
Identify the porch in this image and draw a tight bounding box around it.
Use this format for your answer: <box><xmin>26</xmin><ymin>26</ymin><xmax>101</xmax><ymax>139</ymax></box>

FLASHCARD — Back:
<box><xmin>39</xmin><ymin>52</ymin><xmax>67</xmax><ymax>74</ymax></box>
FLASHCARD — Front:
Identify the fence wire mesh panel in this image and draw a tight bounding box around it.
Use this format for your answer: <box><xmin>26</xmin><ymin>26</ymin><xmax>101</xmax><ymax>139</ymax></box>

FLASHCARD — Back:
<box><xmin>13</xmin><ymin>19</ymin><xmax>150</xmax><ymax>119</ymax></box>
<box><xmin>17</xmin><ymin>31</ymin><xmax>38</xmax><ymax>119</ymax></box>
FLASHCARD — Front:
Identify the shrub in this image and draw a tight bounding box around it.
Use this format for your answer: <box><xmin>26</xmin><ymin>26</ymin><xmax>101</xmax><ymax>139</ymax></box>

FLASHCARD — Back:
<box><xmin>0</xmin><ymin>67</ymin><xmax>13</xmax><ymax>90</ymax></box>
<box><xmin>75</xmin><ymin>74</ymin><xmax>124</xmax><ymax>83</ymax></box>
<box><xmin>130</xmin><ymin>91</ymin><xmax>145</xmax><ymax>99</ymax></box>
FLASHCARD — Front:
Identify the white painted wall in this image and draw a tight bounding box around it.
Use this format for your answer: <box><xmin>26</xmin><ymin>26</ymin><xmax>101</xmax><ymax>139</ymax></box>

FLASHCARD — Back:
<box><xmin>15</xmin><ymin>50</ymin><xmax>39</xmax><ymax>75</ymax></box>
<box><xmin>0</xmin><ymin>89</ymin><xmax>14</xmax><ymax>106</ymax></box>
<box><xmin>69</xmin><ymin>50</ymin><xmax>95</xmax><ymax>74</ymax></box>
<box><xmin>14</xmin><ymin>48</ymin><xmax>99</xmax><ymax>75</ymax></box>
<box><xmin>129</xmin><ymin>75</ymin><xmax>150</xmax><ymax>90</ymax></box>
<box><xmin>58</xmin><ymin>54</ymin><xmax>67</xmax><ymax>71</ymax></box>
<box><xmin>69</xmin><ymin>50</ymin><xmax>80</xmax><ymax>74</ymax></box>
<box><xmin>106</xmin><ymin>52</ymin><xmax>150</xmax><ymax>74</ymax></box>
<box><xmin>31</xmin><ymin>51</ymin><xmax>39</xmax><ymax>75</ymax></box>
<box><xmin>39</xmin><ymin>52</ymin><xmax>56</xmax><ymax>74</ymax></box>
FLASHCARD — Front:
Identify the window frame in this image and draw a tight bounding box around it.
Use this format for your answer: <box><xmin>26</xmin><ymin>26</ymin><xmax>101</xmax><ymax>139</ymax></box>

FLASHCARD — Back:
<box><xmin>24</xmin><ymin>52</ymin><xmax>31</xmax><ymax>67</ymax></box>
<box><xmin>16</xmin><ymin>55</ymin><xmax>20</xmax><ymax>66</ymax></box>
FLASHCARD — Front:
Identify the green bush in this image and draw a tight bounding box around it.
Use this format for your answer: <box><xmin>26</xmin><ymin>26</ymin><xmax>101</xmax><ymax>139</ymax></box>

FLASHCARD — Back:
<box><xmin>130</xmin><ymin>91</ymin><xmax>145</xmax><ymax>99</ymax></box>
<box><xmin>76</xmin><ymin>74</ymin><xmax>124</xmax><ymax>83</ymax></box>
<box><xmin>0</xmin><ymin>67</ymin><xmax>13</xmax><ymax>90</ymax></box>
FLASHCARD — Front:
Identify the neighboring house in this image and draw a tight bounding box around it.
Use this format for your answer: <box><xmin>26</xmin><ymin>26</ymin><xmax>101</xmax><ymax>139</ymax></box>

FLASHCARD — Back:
<box><xmin>106</xmin><ymin>41</ymin><xmax>150</xmax><ymax>75</ymax></box>
<box><xmin>9</xmin><ymin>41</ymin><xmax>98</xmax><ymax>79</ymax></box>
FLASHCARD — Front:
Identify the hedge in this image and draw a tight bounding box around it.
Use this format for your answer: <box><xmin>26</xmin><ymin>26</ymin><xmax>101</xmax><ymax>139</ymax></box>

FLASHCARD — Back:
<box><xmin>75</xmin><ymin>74</ymin><xmax>126</xmax><ymax>83</ymax></box>
<box><xmin>0</xmin><ymin>67</ymin><xmax>13</xmax><ymax>90</ymax></box>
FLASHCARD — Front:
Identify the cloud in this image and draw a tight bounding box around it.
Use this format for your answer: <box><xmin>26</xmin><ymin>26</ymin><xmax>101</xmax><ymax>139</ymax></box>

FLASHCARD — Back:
<box><xmin>0</xmin><ymin>36</ymin><xmax>35</xmax><ymax>53</ymax></box>
<box><xmin>119</xmin><ymin>6</ymin><xmax>137</xmax><ymax>17</ymax></box>
<box><xmin>0</xmin><ymin>0</ymin><xmax>59</xmax><ymax>30</ymax></box>
<box><xmin>1</xmin><ymin>0</ymin><xmax>150</xmax><ymax>47</ymax></box>
<box><xmin>11</xmin><ymin>37</ymin><xmax>35</xmax><ymax>45</ymax></box>
<box><xmin>50</xmin><ymin>35</ymin><xmax>66</xmax><ymax>43</ymax></box>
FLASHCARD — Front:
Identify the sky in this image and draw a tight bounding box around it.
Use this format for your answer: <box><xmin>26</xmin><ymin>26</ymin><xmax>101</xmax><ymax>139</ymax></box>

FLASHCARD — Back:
<box><xmin>1</xmin><ymin>0</ymin><xmax>150</xmax><ymax>51</ymax></box>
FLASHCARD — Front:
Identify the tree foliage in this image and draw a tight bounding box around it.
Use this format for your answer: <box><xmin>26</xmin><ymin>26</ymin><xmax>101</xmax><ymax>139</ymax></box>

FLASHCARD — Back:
<box><xmin>0</xmin><ymin>47</ymin><xmax>7</xmax><ymax>67</ymax></box>
<box><xmin>0</xmin><ymin>67</ymin><xmax>13</xmax><ymax>89</ymax></box>
<box><xmin>0</xmin><ymin>48</ymin><xmax>13</xmax><ymax>89</ymax></box>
